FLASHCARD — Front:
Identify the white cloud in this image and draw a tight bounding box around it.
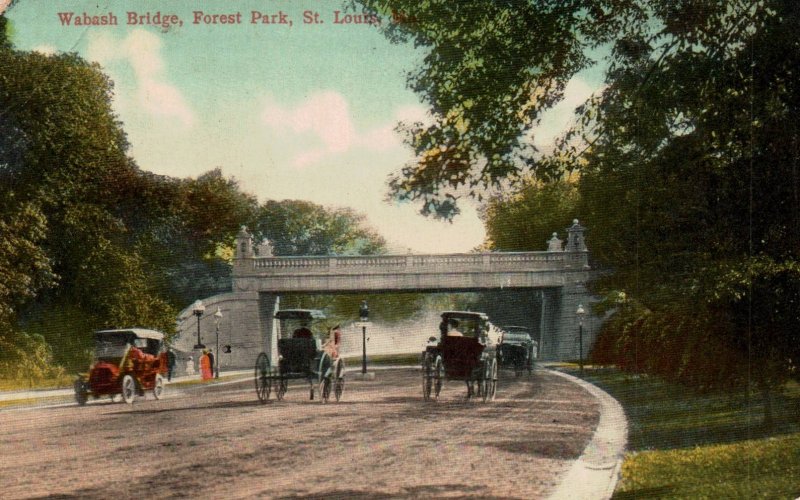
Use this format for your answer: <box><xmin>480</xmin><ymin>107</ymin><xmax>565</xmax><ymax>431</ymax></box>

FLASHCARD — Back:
<box><xmin>533</xmin><ymin>77</ymin><xmax>596</xmax><ymax>151</ymax></box>
<box><xmin>87</xmin><ymin>30</ymin><xmax>194</xmax><ymax>127</ymax></box>
<box><xmin>32</xmin><ymin>45</ymin><xmax>56</xmax><ymax>55</ymax></box>
<box><xmin>260</xmin><ymin>91</ymin><xmax>427</xmax><ymax>168</ymax></box>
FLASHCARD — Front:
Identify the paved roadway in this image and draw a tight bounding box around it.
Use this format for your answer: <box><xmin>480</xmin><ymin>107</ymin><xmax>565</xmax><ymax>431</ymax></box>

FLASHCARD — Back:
<box><xmin>0</xmin><ymin>368</ymin><xmax>621</xmax><ymax>499</ymax></box>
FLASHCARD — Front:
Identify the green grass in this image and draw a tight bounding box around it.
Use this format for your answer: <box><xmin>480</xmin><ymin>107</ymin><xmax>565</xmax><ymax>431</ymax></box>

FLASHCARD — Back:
<box><xmin>616</xmin><ymin>434</ymin><xmax>800</xmax><ymax>498</ymax></box>
<box><xmin>0</xmin><ymin>374</ymin><xmax>74</xmax><ymax>391</ymax></box>
<box><xmin>565</xmin><ymin>366</ymin><xmax>800</xmax><ymax>498</ymax></box>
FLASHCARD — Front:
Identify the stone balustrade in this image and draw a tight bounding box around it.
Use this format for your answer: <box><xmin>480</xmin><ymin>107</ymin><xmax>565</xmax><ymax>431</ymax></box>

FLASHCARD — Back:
<box><xmin>236</xmin><ymin>250</ymin><xmax>581</xmax><ymax>276</ymax></box>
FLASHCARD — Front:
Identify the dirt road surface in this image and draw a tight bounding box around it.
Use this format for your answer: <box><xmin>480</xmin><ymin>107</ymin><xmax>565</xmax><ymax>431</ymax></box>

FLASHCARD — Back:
<box><xmin>0</xmin><ymin>368</ymin><xmax>599</xmax><ymax>499</ymax></box>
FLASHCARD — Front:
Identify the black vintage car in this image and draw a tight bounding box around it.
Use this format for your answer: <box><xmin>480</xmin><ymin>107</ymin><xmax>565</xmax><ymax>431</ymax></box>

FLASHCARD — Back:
<box><xmin>497</xmin><ymin>326</ymin><xmax>538</xmax><ymax>377</ymax></box>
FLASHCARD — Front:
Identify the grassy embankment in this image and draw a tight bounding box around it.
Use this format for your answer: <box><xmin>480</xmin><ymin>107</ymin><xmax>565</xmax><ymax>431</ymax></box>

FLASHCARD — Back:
<box><xmin>565</xmin><ymin>365</ymin><xmax>800</xmax><ymax>498</ymax></box>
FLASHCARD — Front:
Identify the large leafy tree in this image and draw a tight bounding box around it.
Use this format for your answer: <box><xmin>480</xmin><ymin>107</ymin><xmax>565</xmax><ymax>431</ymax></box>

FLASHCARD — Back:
<box><xmin>352</xmin><ymin>0</ymin><xmax>640</xmax><ymax>218</ymax></box>
<box><xmin>358</xmin><ymin>0</ymin><xmax>800</xmax><ymax>419</ymax></box>
<box><xmin>252</xmin><ymin>199</ymin><xmax>385</xmax><ymax>256</ymax></box>
<box><xmin>0</xmin><ymin>37</ymin><xmax>179</xmax><ymax>368</ymax></box>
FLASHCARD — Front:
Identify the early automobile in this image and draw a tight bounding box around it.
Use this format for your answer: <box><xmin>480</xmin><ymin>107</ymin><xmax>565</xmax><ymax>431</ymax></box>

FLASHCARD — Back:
<box><xmin>74</xmin><ymin>328</ymin><xmax>168</xmax><ymax>405</ymax></box>
<box><xmin>254</xmin><ymin>309</ymin><xmax>345</xmax><ymax>404</ymax></box>
<box><xmin>497</xmin><ymin>326</ymin><xmax>538</xmax><ymax>376</ymax></box>
<box><xmin>421</xmin><ymin>311</ymin><xmax>500</xmax><ymax>402</ymax></box>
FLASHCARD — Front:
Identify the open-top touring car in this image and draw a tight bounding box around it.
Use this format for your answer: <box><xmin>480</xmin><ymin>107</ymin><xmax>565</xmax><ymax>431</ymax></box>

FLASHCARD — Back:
<box><xmin>74</xmin><ymin>328</ymin><xmax>168</xmax><ymax>405</ymax></box>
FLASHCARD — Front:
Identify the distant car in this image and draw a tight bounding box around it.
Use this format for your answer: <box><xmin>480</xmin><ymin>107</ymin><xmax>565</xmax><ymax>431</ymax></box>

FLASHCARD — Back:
<box><xmin>498</xmin><ymin>326</ymin><xmax>537</xmax><ymax>376</ymax></box>
<box><xmin>74</xmin><ymin>329</ymin><xmax>168</xmax><ymax>405</ymax></box>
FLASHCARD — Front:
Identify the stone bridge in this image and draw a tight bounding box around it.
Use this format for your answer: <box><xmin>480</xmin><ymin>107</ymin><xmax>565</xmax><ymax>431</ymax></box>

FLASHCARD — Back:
<box><xmin>173</xmin><ymin>220</ymin><xmax>601</xmax><ymax>370</ymax></box>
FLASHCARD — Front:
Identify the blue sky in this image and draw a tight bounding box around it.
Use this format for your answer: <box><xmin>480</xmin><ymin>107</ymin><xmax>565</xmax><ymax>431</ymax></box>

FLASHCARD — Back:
<box><xmin>5</xmin><ymin>0</ymin><xmax>599</xmax><ymax>253</ymax></box>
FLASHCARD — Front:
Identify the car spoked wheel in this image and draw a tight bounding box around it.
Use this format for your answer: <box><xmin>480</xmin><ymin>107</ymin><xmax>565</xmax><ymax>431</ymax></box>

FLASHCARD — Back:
<box><xmin>153</xmin><ymin>374</ymin><xmax>165</xmax><ymax>400</ymax></box>
<box><xmin>74</xmin><ymin>378</ymin><xmax>88</xmax><ymax>406</ymax></box>
<box><xmin>121</xmin><ymin>374</ymin><xmax>136</xmax><ymax>404</ymax></box>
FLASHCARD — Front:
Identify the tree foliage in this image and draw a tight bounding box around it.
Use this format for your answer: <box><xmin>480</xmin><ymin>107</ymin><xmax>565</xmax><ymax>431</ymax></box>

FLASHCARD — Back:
<box><xmin>482</xmin><ymin>178</ymin><xmax>579</xmax><ymax>251</ymax></box>
<box><xmin>361</xmin><ymin>1</ymin><xmax>800</xmax><ymax>406</ymax></box>
<box><xmin>352</xmin><ymin>0</ymin><xmax>642</xmax><ymax>218</ymax></box>
<box><xmin>252</xmin><ymin>199</ymin><xmax>385</xmax><ymax>256</ymax></box>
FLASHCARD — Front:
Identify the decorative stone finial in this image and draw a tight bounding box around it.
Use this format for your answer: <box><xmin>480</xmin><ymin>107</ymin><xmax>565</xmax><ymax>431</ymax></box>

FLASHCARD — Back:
<box><xmin>257</xmin><ymin>238</ymin><xmax>274</xmax><ymax>257</ymax></box>
<box><xmin>235</xmin><ymin>226</ymin><xmax>253</xmax><ymax>259</ymax></box>
<box><xmin>566</xmin><ymin>220</ymin><xmax>587</xmax><ymax>252</ymax></box>
<box><xmin>547</xmin><ymin>232</ymin><xmax>563</xmax><ymax>252</ymax></box>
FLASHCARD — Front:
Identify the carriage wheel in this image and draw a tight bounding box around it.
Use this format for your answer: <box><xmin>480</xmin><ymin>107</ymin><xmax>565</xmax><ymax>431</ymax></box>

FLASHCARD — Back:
<box><xmin>319</xmin><ymin>374</ymin><xmax>332</xmax><ymax>403</ymax></box>
<box><xmin>317</xmin><ymin>352</ymin><xmax>332</xmax><ymax>403</ymax></box>
<box><xmin>153</xmin><ymin>374</ymin><xmax>165</xmax><ymax>400</ymax></box>
<box><xmin>333</xmin><ymin>359</ymin><xmax>345</xmax><ymax>402</ymax></box>
<box><xmin>276</xmin><ymin>378</ymin><xmax>288</xmax><ymax>400</ymax></box>
<box><xmin>121</xmin><ymin>374</ymin><xmax>136</xmax><ymax>404</ymax></box>
<box><xmin>421</xmin><ymin>353</ymin><xmax>433</xmax><ymax>401</ymax></box>
<box><xmin>483</xmin><ymin>358</ymin><xmax>498</xmax><ymax>403</ymax></box>
<box><xmin>74</xmin><ymin>378</ymin><xmax>88</xmax><ymax>406</ymax></box>
<box><xmin>254</xmin><ymin>352</ymin><xmax>272</xmax><ymax>404</ymax></box>
<box><xmin>433</xmin><ymin>355</ymin><xmax>444</xmax><ymax>401</ymax></box>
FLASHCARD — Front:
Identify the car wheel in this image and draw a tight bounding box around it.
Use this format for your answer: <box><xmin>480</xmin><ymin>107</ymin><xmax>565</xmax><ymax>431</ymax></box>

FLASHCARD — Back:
<box><xmin>74</xmin><ymin>378</ymin><xmax>88</xmax><ymax>406</ymax></box>
<box><xmin>153</xmin><ymin>374</ymin><xmax>165</xmax><ymax>400</ymax></box>
<box><xmin>121</xmin><ymin>374</ymin><xmax>136</xmax><ymax>404</ymax></box>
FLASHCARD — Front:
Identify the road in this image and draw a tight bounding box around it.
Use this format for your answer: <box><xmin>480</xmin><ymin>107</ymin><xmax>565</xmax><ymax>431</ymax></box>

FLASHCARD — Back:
<box><xmin>0</xmin><ymin>368</ymin><xmax>599</xmax><ymax>499</ymax></box>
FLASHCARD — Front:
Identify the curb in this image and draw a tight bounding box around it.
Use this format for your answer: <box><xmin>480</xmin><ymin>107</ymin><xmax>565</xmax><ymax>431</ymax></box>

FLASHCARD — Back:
<box><xmin>546</xmin><ymin>369</ymin><xmax>628</xmax><ymax>500</ymax></box>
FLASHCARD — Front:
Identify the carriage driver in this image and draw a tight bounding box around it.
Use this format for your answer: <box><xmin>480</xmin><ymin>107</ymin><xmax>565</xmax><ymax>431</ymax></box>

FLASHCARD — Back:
<box><xmin>447</xmin><ymin>319</ymin><xmax>464</xmax><ymax>337</ymax></box>
<box><xmin>324</xmin><ymin>325</ymin><xmax>342</xmax><ymax>358</ymax></box>
<box><xmin>293</xmin><ymin>322</ymin><xmax>313</xmax><ymax>338</ymax></box>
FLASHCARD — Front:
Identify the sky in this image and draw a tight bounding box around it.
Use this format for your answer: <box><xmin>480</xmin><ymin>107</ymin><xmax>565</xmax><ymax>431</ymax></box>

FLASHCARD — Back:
<box><xmin>4</xmin><ymin>0</ymin><xmax>599</xmax><ymax>253</ymax></box>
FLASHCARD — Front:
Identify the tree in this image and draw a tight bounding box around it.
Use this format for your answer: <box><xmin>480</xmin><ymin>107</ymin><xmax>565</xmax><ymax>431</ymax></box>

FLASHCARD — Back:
<box><xmin>252</xmin><ymin>200</ymin><xmax>385</xmax><ymax>256</ymax></box>
<box><xmin>482</xmin><ymin>178</ymin><xmax>579</xmax><ymax>251</ymax></box>
<box><xmin>0</xmin><ymin>42</ymin><xmax>181</xmax><ymax>369</ymax></box>
<box><xmin>359</xmin><ymin>0</ymin><xmax>800</xmax><ymax>422</ymax></box>
<box><xmin>352</xmin><ymin>0</ymin><xmax>641</xmax><ymax>218</ymax></box>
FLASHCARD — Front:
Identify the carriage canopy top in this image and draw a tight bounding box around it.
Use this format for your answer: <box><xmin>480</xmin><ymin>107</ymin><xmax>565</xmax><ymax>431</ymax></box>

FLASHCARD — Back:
<box><xmin>274</xmin><ymin>309</ymin><xmax>327</xmax><ymax>321</ymax></box>
<box><xmin>94</xmin><ymin>328</ymin><xmax>165</xmax><ymax>341</ymax></box>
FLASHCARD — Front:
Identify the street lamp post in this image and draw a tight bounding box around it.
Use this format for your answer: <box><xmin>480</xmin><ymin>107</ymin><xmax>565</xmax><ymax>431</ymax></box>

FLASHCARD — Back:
<box><xmin>214</xmin><ymin>307</ymin><xmax>223</xmax><ymax>379</ymax></box>
<box><xmin>359</xmin><ymin>300</ymin><xmax>369</xmax><ymax>375</ymax></box>
<box><xmin>192</xmin><ymin>300</ymin><xmax>206</xmax><ymax>350</ymax></box>
<box><xmin>576</xmin><ymin>304</ymin><xmax>586</xmax><ymax>375</ymax></box>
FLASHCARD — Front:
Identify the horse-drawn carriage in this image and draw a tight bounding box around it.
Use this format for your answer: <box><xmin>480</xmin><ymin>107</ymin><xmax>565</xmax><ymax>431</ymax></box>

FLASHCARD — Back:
<box><xmin>74</xmin><ymin>328</ymin><xmax>168</xmax><ymax>405</ymax></box>
<box><xmin>497</xmin><ymin>326</ymin><xmax>538</xmax><ymax>376</ymax></box>
<box><xmin>421</xmin><ymin>311</ymin><xmax>500</xmax><ymax>402</ymax></box>
<box><xmin>254</xmin><ymin>309</ymin><xmax>345</xmax><ymax>403</ymax></box>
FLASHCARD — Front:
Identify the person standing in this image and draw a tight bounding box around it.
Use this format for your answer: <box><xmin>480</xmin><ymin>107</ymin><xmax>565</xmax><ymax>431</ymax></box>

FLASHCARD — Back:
<box><xmin>199</xmin><ymin>350</ymin><xmax>212</xmax><ymax>380</ymax></box>
<box><xmin>207</xmin><ymin>349</ymin><xmax>215</xmax><ymax>378</ymax></box>
<box><xmin>166</xmin><ymin>348</ymin><xmax>176</xmax><ymax>381</ymax></box>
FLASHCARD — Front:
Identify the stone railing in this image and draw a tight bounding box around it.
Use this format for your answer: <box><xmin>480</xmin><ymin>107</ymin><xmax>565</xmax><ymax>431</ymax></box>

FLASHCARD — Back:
<box><xmin>234</xmin><ymin>250</ymin><xmax>585</xmax><ymax>276</ymax></box>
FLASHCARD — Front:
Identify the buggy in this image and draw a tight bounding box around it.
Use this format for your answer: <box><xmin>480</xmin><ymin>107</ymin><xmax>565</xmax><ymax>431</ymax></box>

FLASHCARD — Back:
<box><xmin>498</xmin><ymin>326</ymin><xmax>538</xmax><ymax>376</ymax></box>
<box><xmin>254</xmin><ymin>309</ymin><xmax>345</xmax><ymax>403</ymax></box>
<box><xmin>421</xmin><ymin>311</ymin><xmax>500</xmax><ymax>402</ymax></box>
<box><xmin>74</xmin><ymin>328</ymin><xmax>168</xmax><ymax>405</ymax></box>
